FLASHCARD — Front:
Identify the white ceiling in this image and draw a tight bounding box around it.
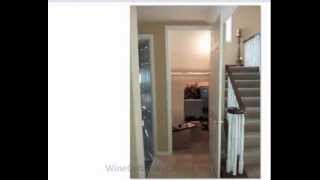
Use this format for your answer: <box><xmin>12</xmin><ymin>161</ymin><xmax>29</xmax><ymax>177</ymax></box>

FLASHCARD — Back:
<box><xmin>137</xmin><ymin>6</ymin><xmax>219</xmax><ymax>23</ymax></box>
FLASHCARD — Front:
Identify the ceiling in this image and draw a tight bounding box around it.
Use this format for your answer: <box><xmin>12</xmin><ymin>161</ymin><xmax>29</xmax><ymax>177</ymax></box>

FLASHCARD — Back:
<box><xmin>137</xmin><ymin>6</ymin><xmax>219</xmax><ymax>23</ymax></box>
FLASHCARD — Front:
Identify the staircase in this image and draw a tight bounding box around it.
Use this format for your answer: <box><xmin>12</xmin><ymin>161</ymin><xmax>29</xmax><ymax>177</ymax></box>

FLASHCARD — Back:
<box><xmin>224</xmin><ymin>66</ymin><xmax>260</xmax><ymax>178</ymax></box>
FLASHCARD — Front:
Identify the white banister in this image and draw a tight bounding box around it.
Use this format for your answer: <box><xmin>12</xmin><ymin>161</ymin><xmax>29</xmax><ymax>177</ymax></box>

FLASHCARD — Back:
<box><xmin>244</xmin><ymin>33</ymin><xmax>261</xmax><ymax>68</ymax></box>
<box><xmin>226</xmin><ymin>77</ymin><xmax>246</xmax><ymax>176</ymax></box>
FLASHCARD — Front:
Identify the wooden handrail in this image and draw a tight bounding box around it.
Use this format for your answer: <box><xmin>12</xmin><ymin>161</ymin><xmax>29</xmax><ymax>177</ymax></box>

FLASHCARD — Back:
<box><xmin>242</xmin><ymin>32</ymin><xmax>260</xmax><ymax>43</ymax></box>
<box><xmin>225</xmin><ymin>65</ymin><xmax>246</xmax><ymax>114</ymax></box>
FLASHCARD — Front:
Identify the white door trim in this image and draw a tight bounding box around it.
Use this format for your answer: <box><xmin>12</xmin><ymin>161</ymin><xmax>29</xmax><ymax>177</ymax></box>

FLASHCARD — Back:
<box><xmin>165</xmin><ymin>25</ymin><xmax>213</xmax><ymax>154</ymax></box>
<box><xmin>138</xmin><ymin>34</ymin><xmax>158</xmax><ymax>155</ymax></box>
<box><xmin>130</xmin><ymin>7</ymin><xmax>145</xmax><ymax>178</ymax></box>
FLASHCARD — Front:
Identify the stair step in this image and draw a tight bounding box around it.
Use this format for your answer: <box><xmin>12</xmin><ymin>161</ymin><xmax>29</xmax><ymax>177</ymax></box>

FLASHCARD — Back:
<box><xmin>239</xmin><ymin>88</ymin><xmax>260</xmax><ymax>97</ymax></box>
<box><xmin>225</xmin><ymin>79</ymin><xmax>260</xmax><ymax>88</ymax></box>
<box><xmin>245</xmin><ymin>107</ymin><xmax>260</xmax><ymax>118</ymax></box>
<box><xmin>224</xmin><ymin>66</ymin><xmax>261</xmax><ymax>179</ymax></box>
<box><xmin>245</xmin><ymin>164</ymin><xmax>260</xmax><ymax>178</ymax></box>
<box><xmin>235</xmin><ymin>80</ymin><xmax>260</xmax><ymax>88</ymax></box>
<box><xmin>225</xmin><ymin>73</ymin><xmax>260</xmax><ymax>80</ymax></box>
<box><xmin>242</xmin><ymin>97</ymin><xmax>260</xmax><ymax>107</ymax></box>
<box><xmin>245</xmin><ymin>118</ymin><xmax>260</xmax><ymax>132</ymax></box>
<box><xmin>228</xmin><ymin>66</ymin><xmax>259</xmax><ymax>72</ymax></box>
<box><xmin>244</xmin><ymin>147</ymin><xmax>260</xmax><ymax>166</ymax></box>
<box><xmin>225</xmin><ymin>88</ymin><xmax>260</xmax><ymax>97</ymax></box>
<box><xmin>224</xmin><ymin>98</ymin><xmax>260</xmax><ymax>109</ymax></box>
<box><xmin>245</xmin><ymin>131</ymin><xmax>260</xmax><ymax>148</ymax></box>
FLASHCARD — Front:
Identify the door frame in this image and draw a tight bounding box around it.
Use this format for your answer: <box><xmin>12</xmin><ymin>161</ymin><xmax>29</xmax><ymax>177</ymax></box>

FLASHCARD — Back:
<box><xmin>138</xmin><ymin>34</ymin><xmax>158</xmax><ymax>155</ymax></box>
<box><xmin>164</xmin><ymin>25</ymin><xmax>213</xmax><ymax>155</ymax></box>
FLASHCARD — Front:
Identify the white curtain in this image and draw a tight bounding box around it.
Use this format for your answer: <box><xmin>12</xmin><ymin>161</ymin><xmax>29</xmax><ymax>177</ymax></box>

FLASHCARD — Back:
<box><xmin>244</xmin><ymin>34</ymin><xmax>261</xmax><ymax>68</ymax></box>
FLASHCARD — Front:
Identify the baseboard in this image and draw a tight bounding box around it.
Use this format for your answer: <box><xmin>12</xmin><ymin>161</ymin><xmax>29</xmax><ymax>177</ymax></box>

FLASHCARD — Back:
<box><xmin>208</xmin><ymin>161</ymin><xmax>216</xmax><ymax>177</ymax></box>
<box><xmin>155</xmin><ymin>151</ymin><xmax>171</xmax><ymax>156</ymax></box>
<box><xmin>208</xmin><ymin>157</ymin><xmax>218</xmax><ymax>177</ymax></box>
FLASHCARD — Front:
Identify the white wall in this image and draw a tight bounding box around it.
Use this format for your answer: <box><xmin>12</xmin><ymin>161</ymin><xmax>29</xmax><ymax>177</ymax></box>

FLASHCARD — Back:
<box><xmin>218</xmin><ymin>6</ymin><xmax>238</xmax><ymax>22</ymax></box>
<box><xmin>169</xmin><ymin>30</ymin><xmax>211</xmax><ymax>72</ymax></box>
<box><xmin>222</xmin><ymin>6</ymin><xmax>261</xmax><ymax>65</ymax></box>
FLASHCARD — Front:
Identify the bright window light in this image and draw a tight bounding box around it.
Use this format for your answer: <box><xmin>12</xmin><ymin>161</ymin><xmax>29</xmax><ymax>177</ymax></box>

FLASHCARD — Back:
<box><xmin>226</xmin><ymin>16</ymin><xmax>232</xmax><ymax>42</ymax></box>
<box><xmin>197</xmin><ymin>31</ymin><xmax>211</xmax><ymax>55</ymax></box>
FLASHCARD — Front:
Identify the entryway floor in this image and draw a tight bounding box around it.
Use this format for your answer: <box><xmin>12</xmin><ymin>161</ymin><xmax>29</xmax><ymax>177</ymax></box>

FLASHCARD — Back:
<box><xmin>147</xmin><ymin>126</ymin><xmax>214</xmax><ymax>178</ymax></box>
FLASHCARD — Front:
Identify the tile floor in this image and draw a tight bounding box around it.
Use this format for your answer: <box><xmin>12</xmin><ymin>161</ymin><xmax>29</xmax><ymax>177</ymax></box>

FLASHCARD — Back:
<box><xmin>147</xmin><ymin>126</ymin><xmax>214</xmax><ymax>178</ymax></box>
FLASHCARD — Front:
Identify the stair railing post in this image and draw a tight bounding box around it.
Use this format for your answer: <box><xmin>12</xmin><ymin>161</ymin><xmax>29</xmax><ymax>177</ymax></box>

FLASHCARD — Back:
<box><xmin>226</xmin><ymin>67</ymin><xmax>246</xmax><ymax>176</ymax></box>
<box><xmin>226</xmin><ymin>112</ymin><xmax>232</xmax><ymax>173</ymax></box>
<box><xmin>238</xmin><ymin>113</ymin><xmax>245</xmax><ymax>174</ymax></box>
<box><xmin>232</xmin><ymin>113</ymin><xmax>238</xmax><ymax>176</ymax></box>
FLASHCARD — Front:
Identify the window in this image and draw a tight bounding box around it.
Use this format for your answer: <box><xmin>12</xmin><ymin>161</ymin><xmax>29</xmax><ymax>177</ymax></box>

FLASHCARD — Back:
<box><xmin>225</xmin><ymin>16</ymin><xmax>232</xmax><ymax>42</ymax></box>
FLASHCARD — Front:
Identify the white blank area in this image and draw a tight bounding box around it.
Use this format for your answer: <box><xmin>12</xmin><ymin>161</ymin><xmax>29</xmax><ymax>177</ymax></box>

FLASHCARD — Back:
<box><xmin>137</xmin><ymin>6</ymin><xmax>211</xmax><ymax>22</ymax></box>
<box><xmin>48</xmin><ymin>3</ymin><xmax>129</xmax><ymax>180</ymax></box>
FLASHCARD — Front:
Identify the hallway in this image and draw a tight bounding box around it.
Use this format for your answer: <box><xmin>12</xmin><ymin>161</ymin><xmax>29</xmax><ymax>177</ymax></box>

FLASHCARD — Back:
<box><xmin>132</xmin><ymin>5</ymin><xmax>264</xmax><ymax>178</ymax></box>
<box><xmin>148</xmin><ymin>126</ymin><xmax>214</xmax><ymax>178</ymax></box>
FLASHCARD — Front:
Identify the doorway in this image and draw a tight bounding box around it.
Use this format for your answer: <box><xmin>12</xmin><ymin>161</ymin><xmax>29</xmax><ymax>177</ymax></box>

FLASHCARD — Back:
<box><xmin>164</xmin><ymin>25</ymin><xmax>214</xmax><ymax>177</ymax></box>
<box><xmin>165</xmin><ymin>25</ymin><xmax>212</xmax><ymax>153</ymax></box>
